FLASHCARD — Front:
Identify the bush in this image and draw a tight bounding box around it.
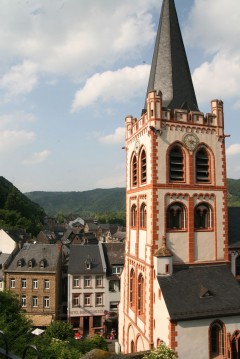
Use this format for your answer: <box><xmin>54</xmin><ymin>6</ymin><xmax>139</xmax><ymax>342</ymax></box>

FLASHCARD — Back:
<box><xmin>143</xmin><ymin>343</ymin><xmax>178</xmax><ymax>359</ymax></box>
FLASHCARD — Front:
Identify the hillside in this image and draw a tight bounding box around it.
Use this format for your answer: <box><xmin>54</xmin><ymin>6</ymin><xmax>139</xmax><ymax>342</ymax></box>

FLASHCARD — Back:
<box><xmin>0</xmin><ymin>176</ymin><xmax>45</xmax><ymax>235</ymax></box>
<box><xmin>25</xmin><ymin>188</ymin><xmax>126</xmax><ymax>216</ymax></box>
<box><xmin>25</xmin><ymin>178</ymin><xmax>240</xmax><ymax>216</ymax></box>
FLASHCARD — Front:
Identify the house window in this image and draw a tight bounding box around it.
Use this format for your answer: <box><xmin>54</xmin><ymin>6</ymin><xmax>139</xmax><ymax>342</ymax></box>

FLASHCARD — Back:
<box><xmin>140</xmin><ymin>203</ymin><xmax>147</xmax><ymax>228</ymax></box>
<box><xmin>194</xmin><ymin>203</ymin><xmax>212</xmax><ymax>230</ymax></box>
<box><xmin>236</xmin><ymin>256</ymin><xmax>240</xmax><ymax>276</ymax></box>
<box><xmin>84</xmin><ymin>294</ymin><xmax>91</xmax><ymax>306</ymax></box>
<box><xmin>93</xmin><ymin>316</ymin><xmax>101</xmax><ymax>328</ymax></box>
<box><xmin>137</xmin><ymin>274</ymin><xmax>144</xmax><ymax>315</ymax></box>
<box><xmin>169</xmin><ymin>146</ymin><xmax>184</xmax><ymax>181</ymax></box>
<box><xmin>131</xmin><ymin>204</ymin><xmax>137</xmax><ymax>227</ymax></box>
<box><xmin>167</xmin><ymin>203</ymin><xmax>186</xmax><ymax>230</ymax></box>
<box><xmin>73</xmin><ymin>276</ymin><xmax>80</xmax><ymax>288</ymax></box>
<box><xmin>10</xmin><ymin>278</ymin><xmax>15</xmax><ymax>288</ymax></box>
<box><xmin>96</xmin><ymin>294</ymin><xmax>103</xmax><ymax>306</ymax></box>
<box><xmin>110</xmin><ymin>302</ymin><xmax>119</xmax><ymax>311</ymax></box>
<box><xmin>21</xmin><ymin>296</ymin><xmax>26</xmax><ymax>307</ymax></box>
<box><xmin>73</xmin><ymin>295</ymin><xmax>80</xmax><ymax>307</ymax></box>
<box><xmin>129</xmin><ymin>269</ymin><xmax>135</xmax><ymax>307</ymax></box>
<box><xmin>84</xmin><ymin>276</ymin><xmax>91</xmax><ymax>288</ymax></box>
<box><xmin>112</xmin><ymin>266</ymin><xmax>122</xmax><ymax>275</ymax></box>
<box><xmin>32</xmin><ymin>279</ymin><xmax>38</xmax><ymax>289</ymax></box>
<box><xmin>21</xmin><ymin>279</ymin><xmax>27</xmax><ymax>289</ymax></box>
<box><xmin>40</xmin><ymin>259</ymin><xmax>45</xmax><ymax>268</ymax></box>
<box><xmin>140</xmin><ymin>149</ymin><xmax>147</xmax><ymax>184</ymax></box>
<box><xmin>210</xmin><ymin>321</ymin><xmax>224</xmax><ymax>358</ymax></box>
<box><xmin>196</xmin><ymin>148</ymin><xmax>210</xmax><ymax>182</ymax></box>
<box><xmin>132</xmin><ymin>155</ymin><xmax>137</xmax><ymax>187</ymax></box>
<box><xmin>44</xmin><ymin>279</ymin><xmax>50</xmax><ymax>290</ymax></box>
<box><xmin>44</xmin><ymin>296</ymin><xmax>50</xmax><ymax>308</ymax></box>
<box><xmin>18</xmin><ymin>259</ymin><xmax>23</xmax><ymax>267</ymax></box>
<box><xmin>109</xmin><ymin>280</ymin><xmax>120</xmax><ymax>292</ymax></box>
<box><xmin>96</xmin><ymin>276</ymin><xmax>103</xmax><ymax>287</ymax></box>
<box><xmin>32</xmin><ymin>296</ymin><xmax>38</xmax><ymax>307</ymax></box>
<box><xmin>231</xmin><ymin>331</ymin><xmax>240</xmax><ymax>359</ymax></box>
<box><xmin>0</xmin><ymin>280</ymin><xmax>2</xmax><ymax>290</ymax></box>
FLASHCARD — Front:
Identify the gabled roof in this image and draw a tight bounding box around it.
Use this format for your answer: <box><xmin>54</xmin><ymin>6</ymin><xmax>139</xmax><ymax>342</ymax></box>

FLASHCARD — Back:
<box><xmin>158</xmin><ymin>265</ymin><xmax>240</xmax><ymax>321</ymax></box>
<box><xmin>146</xmin><ymin>0</ymin><xmax>198</xmax><ymax>111</ymax></box>
<box><xmin>68</xmin><ymin>244</ymin><xmax>106</xmax><ymax>275</ymax></box>
<box><xmin>228</xmin><ymin>207</ymin><xmax>240</xmax><ymax>247</ymax></box>
<box><xmin>5</xmin><ymin>229</ymin><xmax>31</xmax><ymax>243</ymax></box>
<box><xmin>102</xmin><ymin>243</ymin><xmax>125</xmax><ymax>266</ymax></box>
<box><xmin>6</xmin><ymin>244</ymin><xmax>61</xmax><ymax>272</ymax></box>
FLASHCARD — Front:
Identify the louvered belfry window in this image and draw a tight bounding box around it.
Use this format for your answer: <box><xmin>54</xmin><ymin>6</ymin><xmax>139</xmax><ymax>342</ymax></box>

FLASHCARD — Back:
<box><xmin>196</xmin><ymin>148</ymin><xmax>210</xmax><ymax>182</ymax></box>
<box><xmin>132</xmin><ymin>155</ymin><xmax>137</xmax><ymax>186</ymax></box>
<box><xmin>141</xmin><ymin>150</ymin><xmax>147</xmax><ymax>184</ymax></box>
<box><xmin>169</xmin><ymin>146</ymin><xmax>184</xmax><ymax>181</ymax></box>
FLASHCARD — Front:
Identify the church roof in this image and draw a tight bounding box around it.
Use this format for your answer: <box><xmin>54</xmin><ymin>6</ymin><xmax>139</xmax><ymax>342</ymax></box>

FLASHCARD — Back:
<box><xmin>158</xmin><ymin>265</ymin><xmax>240</xmax><ymax>321</ymax></box>
<box><xmin>146</xmin><ymin>0</ymin><xmax>199</xmax><ymax>111</ymax></box>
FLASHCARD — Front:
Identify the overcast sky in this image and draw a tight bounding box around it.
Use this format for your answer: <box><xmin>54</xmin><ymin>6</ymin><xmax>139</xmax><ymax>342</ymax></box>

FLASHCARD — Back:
<box><xmin>0</xmin><ymin>0</ymin><xmax>240</xmax><ymax>193</ymax></box>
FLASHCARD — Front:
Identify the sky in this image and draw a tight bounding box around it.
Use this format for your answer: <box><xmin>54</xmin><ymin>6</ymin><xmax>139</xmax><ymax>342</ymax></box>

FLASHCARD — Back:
<box><xmin>0</xmin><ymin>0</ymin><xmax>240</xmax><ymax>193</ymax></box>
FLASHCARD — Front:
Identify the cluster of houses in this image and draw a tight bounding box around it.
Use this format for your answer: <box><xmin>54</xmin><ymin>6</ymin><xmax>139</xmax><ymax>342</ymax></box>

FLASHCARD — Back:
<box><xmin>0</xmin><ymin>218</ymin><xmax>125</xmax><ymax>338</ymax></box>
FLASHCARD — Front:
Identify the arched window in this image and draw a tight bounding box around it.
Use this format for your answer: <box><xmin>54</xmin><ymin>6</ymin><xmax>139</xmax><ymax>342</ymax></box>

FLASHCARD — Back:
<box><xmin>130</xmin><ymin>340</ymin><xmax>135</xmax><ymax>353</ymax></box>
<box><xmin>140</xmin><ymin>149</ymin><xmax>147</xmax><ymax>184</ymax></box>
<box><xmin>167</xmin><ymin>203</ymin><xmax>186</xmax><ymax>230</ymax></box>
<box><xmin>132</xmin><ymin>155</ymin><xmax>137</xmax><ymax>187</ymax></box>
<box><xmin>236</xmin><ymin>256</ymin><xmax>240</xmax><ymax>276</ymax></box>
<box><xmin>210</xmin><ymin>321</ymin><xmax>224</xmax><ymax>358</ymax></box>
<box><xmin>169</xmin><ymin>146</ymin><xmax>184</xmax><ymax>182</ymax></box>
<box><xmin>137</xmin><ymin>274</ymin><xmax>144</xmax><ymax>315</ymax></box>
<box><xmin>140</xmin><ymin>203</ymin><xmax>146</xmax><ymax>229</ymax></box>
<box><xmin>131</xmin><ymin>204</ymin><xmax>137</xmax><ymax>227</ymax></box>
<box><xmin>196</xmin><ymin>147</ymin><xmax>210</xmax><ymax>182</ymax></box>
<box><xmin>194</xmin><ymin>203</ymin><xmax>213</xmax><ymax>230</ymax></box>
<box><xmin>231</xmin><ymin>331</ymin><xmax>240</xmax><ymax>359</ymax></box>
<box><xmin>129</xmin><ymin>269</ymin><xmax>135</xmax><ymax>307</ymax></box>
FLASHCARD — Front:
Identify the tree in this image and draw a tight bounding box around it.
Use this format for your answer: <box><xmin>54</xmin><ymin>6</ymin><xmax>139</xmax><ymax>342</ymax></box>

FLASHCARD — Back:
<box><xmin>0</xmin><ymin>291</ymin><xmax>33</xmax><ymax>356</ymax></box>
<box><xmin>43</xmin><ymin>321</ymin><xmax>74</xmax><ymax>341</ymax></box>
<box><xmin>143</xmin><ymin>343</ymin><xmax>178</xmax><ymax>359</ymax></box>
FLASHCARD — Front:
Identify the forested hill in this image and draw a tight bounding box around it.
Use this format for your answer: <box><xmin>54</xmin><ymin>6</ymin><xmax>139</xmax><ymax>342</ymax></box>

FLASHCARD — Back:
<box><xmin>0</xmin><ymin>176</ymin><xmax>45</xmax><ymax>235</ymax></box>
<box><xmin>25</xmin><ymin>188</ymin><xmax>126</xmax><ymax>216</ymax></box>
<box><xmin>25</xmin><ymin>179</ymin><xmax>240</xmax><ymax>216</ymax></box>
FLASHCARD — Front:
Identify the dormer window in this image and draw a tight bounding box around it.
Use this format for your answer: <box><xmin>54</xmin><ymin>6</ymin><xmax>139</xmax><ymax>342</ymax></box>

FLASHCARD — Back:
<box><xmin>85</xmin><ymin>261</ymin><xmax>91</xmax><ymax>270</ymax></box>
<box><xmin>28</xmin><ymin>259</ymin><xmax>34</xmax><ymax>268</ymax></box>
<box><xmin>40</xmin><ymin>259</ymin><xmax>46</xmax><ymax>269</ymax></box>
<box><xmin>18</xmin><ymin>259</ymin><xmax>24</xmax><ymax>267</ymax></box>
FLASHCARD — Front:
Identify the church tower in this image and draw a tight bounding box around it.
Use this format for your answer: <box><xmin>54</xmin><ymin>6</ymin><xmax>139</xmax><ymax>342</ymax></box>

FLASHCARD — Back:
<box><xmin>118</xmin><ymin>0</ymin><xmax>234</xmax><ymax>356</ymax></box>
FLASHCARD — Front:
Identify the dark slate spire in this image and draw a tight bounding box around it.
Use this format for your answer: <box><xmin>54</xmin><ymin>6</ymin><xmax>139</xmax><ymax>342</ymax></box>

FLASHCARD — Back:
<box><xmin>146</xmin><ymin>0</ymin><xmax>199</xmax><ymax>111</ymax></box>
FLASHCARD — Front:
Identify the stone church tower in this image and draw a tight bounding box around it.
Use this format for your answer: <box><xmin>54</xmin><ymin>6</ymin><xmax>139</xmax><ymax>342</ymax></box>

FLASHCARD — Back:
<box><xmin>118</xmin><ymin>1</ymin><xmax>240</xmax><ymax>358</ymax></box>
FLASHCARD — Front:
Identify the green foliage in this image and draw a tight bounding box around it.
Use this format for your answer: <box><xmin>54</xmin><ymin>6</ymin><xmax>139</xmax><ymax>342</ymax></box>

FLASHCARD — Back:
<box><xmin>143</xmin><ymin>343</ymin><xmax>178</xmax><ymax>359</ymax></box>
<box><xmin>0</xmin><ymin>291</ymin><xmax>33</xmax><ymax>356</ymax></box>
<box><xmin>0</xmin><ymin>176</ymin><xmax>45</xmax><ymax>236</ymax></box>
<box><xmin>44</xmin><ymin>321</ymin><xmax>74</xmax><ymax>341</ymax></box>
<box><xmin>228</xmin><ymin>178</ymin><xmax>240</xmax><ymax>206</ymax></box>
<box><xmin>25</xmin><ymin>188</ymin><xmax>126</xmax><ymax>216</ymax></box>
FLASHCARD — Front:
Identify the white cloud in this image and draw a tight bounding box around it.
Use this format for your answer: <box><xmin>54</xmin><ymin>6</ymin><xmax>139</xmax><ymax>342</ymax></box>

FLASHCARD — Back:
<box><xmin>226</xmin><ymin>144</ymin><xmax>240</xmax><ymax>157</ymax></box>
<box><xmin>0</xmin><ymin>61</ymin><xmax>39</xmax><ymax>101</ymax></box>
<box><xmin>0</xmin><ymin>111</ymin><xmax>36</xmax><ymax>129</ymax></box>
<box><xmin>23</xmin><ymin>150</ymin><xmax>50</xmax><ymax>165</ymax></box>
<box><xmin>0</xmin><ymin>0</ymin><xmax>157</xmax><ymax>78</ymax></box>
<box><xmin>0</xmin><ymin>130</ymin><xmax>35</xmax><ymax>152</ymax></box>
<box><xmin>192</xmin><ymin>52</ymin><xmax>240</xmax><ymax>105</ymax></box>
<box><xmin>71</xmin><ymin>64</ymin><xmax>150</xmax><ymax>111</ymax></box>
<box><xmin>99</xmin><ymin>127</ymin><xmax>125</xmax><ymax>145</ymax></box>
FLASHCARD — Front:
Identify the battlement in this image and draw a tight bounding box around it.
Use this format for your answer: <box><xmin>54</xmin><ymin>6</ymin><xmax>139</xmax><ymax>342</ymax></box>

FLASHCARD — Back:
<box><xmin>125</xmin><ymin>91</ymin><xmax>224</xmax><ymax>140</ymax></box>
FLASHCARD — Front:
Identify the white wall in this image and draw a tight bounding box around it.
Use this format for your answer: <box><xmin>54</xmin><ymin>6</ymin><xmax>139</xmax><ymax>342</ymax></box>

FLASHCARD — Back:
<box><xmin>0</xmin><ymin>229</ymin><xmax>17</xmax><ymax>253</ymax></box>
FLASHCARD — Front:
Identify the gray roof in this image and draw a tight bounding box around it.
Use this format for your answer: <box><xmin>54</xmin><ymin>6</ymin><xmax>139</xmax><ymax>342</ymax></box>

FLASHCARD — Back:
<box><xmin>158</xmin><ymin>265</ymin><xmax>240</xmax><ymax>321</ymax></box>
<box><xmin>0</xmin><ymin>253</ymin><xmax>10</xmax><ymax>278</ymax></box>
<box><xmin>146</xmin><ymin>0</ymin><xmax>198</xmax><ymax>111</ymax></box>
<box><xmin>228</xmin><ymin>207</ymin><xmax>240</xmax><ymax>247</ymax></box>
<box><xmin>6</xmin><ymin>244</ymin><xmax>61</xmax><ymax>272</ymax></box>
<box><xmin>102</xmin><ymin>243</ymin><xmax>125</xmax><ymax>266</ymax></box>
<box><xmin>68</xmin><ymin>244</ymin><xmax>105</xmax><ymax>275</ymax></box>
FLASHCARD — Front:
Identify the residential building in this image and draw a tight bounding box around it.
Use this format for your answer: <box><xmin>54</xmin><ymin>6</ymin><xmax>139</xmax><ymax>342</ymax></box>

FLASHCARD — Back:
<box><xmin>5</xmin><ymin>243</ymin><xmax>62</xmax><ymax>327</ymax></box>
<box><xmin>228</xmin><ymin>207</ymin><xmax>240</xmax><ymax>279</ymax></box>
<box><xmin>68</xmin><ymin>243</ymin><xmax>107</xmax><ymax>336</ymax></box>
<box><xmin>118</xmin><ymin>0</ymin><xmax>240</xmax><ymax>358</ymax></box>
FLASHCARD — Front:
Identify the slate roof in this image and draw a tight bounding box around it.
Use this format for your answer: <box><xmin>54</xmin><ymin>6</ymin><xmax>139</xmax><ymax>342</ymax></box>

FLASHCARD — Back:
<box><xmin>0</xmin><ymin>252</ymin><xmax>10</xmax><ymax>278</ymax></box>
<box><xmin>146</xmin><ymin>0</ymin><xmax>198</xmax><ymax>111</ymax></box>
<box><xmin>68</xmin><ymin>244</ymin><xmax>106</xmax><ymax>275</ymax></box>
<box><xmin>6</xmin><ymin>244</ymin><xmax>61</xmax><ymax>272</ymax></box>
<box><xmin>102</xmin><ymin>243</ymin><xmax>125</xmax><ymax>266</ymax></box>
<box><xmin>228</xmin><ymin>207</ymin><xmax>240</xmax><ymax>247</ymax></box>
<box><xmin>158</xmin><ymin>265</ymin><xmax>240</xmax><ymax>321</ymax></box>
<box><xmin>5</xmin><ymin>229</ymin><xmax>31</xmax><ymax>243</ymax></box>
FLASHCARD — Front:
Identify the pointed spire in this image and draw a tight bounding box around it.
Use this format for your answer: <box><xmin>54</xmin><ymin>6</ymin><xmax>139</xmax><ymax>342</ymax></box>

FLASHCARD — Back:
<box><xmin>146</xmin><ymin>0</ymin><xmax>199</xmax><ymax>111</ymax></box>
